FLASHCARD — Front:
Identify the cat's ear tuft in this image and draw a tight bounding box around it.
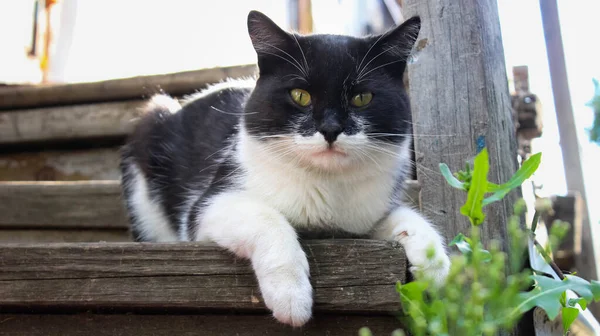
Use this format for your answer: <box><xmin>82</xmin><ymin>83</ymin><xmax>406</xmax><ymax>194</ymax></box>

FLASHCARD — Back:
<box><xmin>247</xmin><ymin>10</ymin><xmax>291</xmax><ymax>54</ymax></box>
<box><xmin>379</xmin><ymin>16</ymin><xmax>422</xmax><ymax>60</ymax></box>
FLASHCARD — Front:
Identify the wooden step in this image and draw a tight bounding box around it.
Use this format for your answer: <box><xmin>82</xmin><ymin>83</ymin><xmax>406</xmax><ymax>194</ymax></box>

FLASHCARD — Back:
<box><xmin>0</xmin><ymin>101</ymin><xmax>143</xmax><ymax>146</ymax></box>
<box><xmin>0</xmin><ymin>64</ymin><xmax>256</xmax><ymax>110</ymax></box>
<box><xmin>0</xmin><ymin>240</ymin><xmax>407</xmax><ymax>335</ymax></box>
<box><xmin>0</xmin><ymin>315</ymin><xmax>402</xmax><ymax>336</ymax></box>
<box><xmin>0</xmin><ymin>180</ymin><xmax>421</xmax><ymax>243</ymax></box>
<box><xmin>0</xmin><ymin>148</ymin><xmax>121</xmax><ymax>181</ymax></box>
<box><xmin>0</xmin><ymin>64</ymin><xmax>257</xmax><ymax>148</ymax></box>
<box><xmin>0</xmin><ymin>181</ymin><xmax>128</xmax><ymax>230</ymax></box>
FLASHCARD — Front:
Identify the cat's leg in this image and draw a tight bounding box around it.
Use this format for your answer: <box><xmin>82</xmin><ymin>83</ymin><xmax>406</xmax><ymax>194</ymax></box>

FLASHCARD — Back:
<box><xmin>372</xmin><ymin>206</ymin><xmax>450</xmax><ymax>286</ymax></box>
<box><xmin>196</xmin><ymin>191</ymin><xmax>312</xmax><ymax>327</ymax></box>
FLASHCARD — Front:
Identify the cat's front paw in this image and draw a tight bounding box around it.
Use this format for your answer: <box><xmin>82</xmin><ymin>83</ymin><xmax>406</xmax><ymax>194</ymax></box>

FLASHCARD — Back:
<box><xmin>256</xmin><ymin>253</ymin><xmax>313</xmax><ymax>327</ymax></box>
<box><xmin>395</xmin><ymin>226</ymin><xmax>450</xmax><ymax>286</ymax></box>
<box><xmin>264</xmin><ymin>271</ymin><xmax>313</xmax><ymax>327</ymax></box>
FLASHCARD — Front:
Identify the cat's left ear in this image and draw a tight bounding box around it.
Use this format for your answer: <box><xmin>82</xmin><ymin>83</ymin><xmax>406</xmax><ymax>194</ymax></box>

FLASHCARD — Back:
<box><xmin>378</xmin><ymin>16</ymin><xmax>421</xmax><ymax>58</ymax></box>
<box><xmin>370</xmin><ymin>16</ymin><xmax>421</xmax><ymax>76</ymax></box>
<box><xmin>247</xmin><ymin>10</ymin><xmax>292</xmax><ymax>55</ymax></box>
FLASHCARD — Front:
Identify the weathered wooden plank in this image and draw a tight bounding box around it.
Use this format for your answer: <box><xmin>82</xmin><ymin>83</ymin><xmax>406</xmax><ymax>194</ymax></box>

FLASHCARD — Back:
<box><xmin>0</xmin><ymin>180</ymin><xmax>420</xmax><ymax>230</ymax></box>
<box><xmin>0</xmin><ymin>241</ymin><xmax>407</xmax><ymax>313</ymax></box>
<box><xmin>0</xmin><ymin>314</ymin><xmax>403</xmax><ymax>336</ymax></box>
<box><xmin>0</xmin><ymin>64</ymin><xmax>257</xmax><ymax>110</ymax></box>
<box><xmin>0</xmin><ymin>100</ymin><xmax>144</xmax><ymax>145</ymax></box>
<box><xmin>0</xmin><ymin>148</ymin><xmax>121</xmax><ymax>181</ymax></box>
<box><xmin>0</xmin><ymin>181</ymin><xmax>127</xmax><ymax>229</ymax></box>
<box><xmin>403</xmin><ymin>0</ymin><xmax>518</xmax><ymax>246</ymax></box>
<box><xmin>0</xmin><ymin>229</ymin><xmax>130</xmax><ymax>243</ymax></box>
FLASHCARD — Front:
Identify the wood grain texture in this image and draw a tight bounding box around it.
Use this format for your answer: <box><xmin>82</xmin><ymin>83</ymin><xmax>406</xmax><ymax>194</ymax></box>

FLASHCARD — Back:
<box><xmin>0</xmin><ymin>314</ymin><xmax>403</xmax><ymax>336</ymax></box>
<box><xmin>402</xmin><ymin>0</ymin><xmax>519</xmax><ymax>248</ymax></box>
<box><xmin>0</xmin><ymin>181</ymin><xmax>127</xmax><ymax>229</ymax></box>
<box><xmin>0</xmin><ymin>180</ymin><xmax>420</xmax><ymax>230</ymax></box>
<box><xmin>0</xmin><ymin>240</ymin><xmax>407</xmax><ymax>313</ymax></box>
<box><xmin>0</xmin><ymin>148</ymin><xmax>121</xmax><ymax>181</ymax></box>
<box><xmin>0</xmin><ymin>229</ymin><xmax>130</xmax><ymax>243</ymax></box>
<box><xmin>0</xmin><ymin>64</ymin><xmax>257</xmax><ymax>110</ymax></box>
<box><xmin>0</xmin><ymin>100</ymin><xmax>144</xmax><ymax>145</ymax></box>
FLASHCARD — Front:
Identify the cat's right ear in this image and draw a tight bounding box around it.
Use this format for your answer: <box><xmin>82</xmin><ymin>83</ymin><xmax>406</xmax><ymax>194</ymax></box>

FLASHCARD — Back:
<box><xmin>247</xmin><ymin>10</ymin><xmax>291</xmax><ymax>55</ymax></box>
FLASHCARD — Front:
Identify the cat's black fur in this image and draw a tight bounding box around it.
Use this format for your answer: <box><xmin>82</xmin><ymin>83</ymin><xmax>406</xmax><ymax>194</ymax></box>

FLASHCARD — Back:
<box><xmin>120</xmin><ymin>10</ymin><xmax>421</xmax><ymax>242</ymax></box>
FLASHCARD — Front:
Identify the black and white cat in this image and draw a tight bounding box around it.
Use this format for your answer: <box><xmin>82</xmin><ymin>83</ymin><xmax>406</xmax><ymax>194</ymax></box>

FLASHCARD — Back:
<box><xmin>120</xmin><ymin>10</ymin><xmax>450</xmax><ymax>327</ymax></box>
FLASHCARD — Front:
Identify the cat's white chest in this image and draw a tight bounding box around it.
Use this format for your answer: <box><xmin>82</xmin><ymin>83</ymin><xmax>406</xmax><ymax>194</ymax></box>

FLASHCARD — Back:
<box><xmin>240</xmin><ymin>164</ymin><xmax>396</xmax><ymax>234</ymax></box>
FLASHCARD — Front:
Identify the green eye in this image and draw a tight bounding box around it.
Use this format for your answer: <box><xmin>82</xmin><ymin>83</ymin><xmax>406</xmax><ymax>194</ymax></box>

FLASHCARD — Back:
<box><xmin>350</xmin><ymin>92</ymin><xmax>373</xmax><ymax>107</ymax></box>
<box><xmin>290</xmin><ymin>89</ymin><xmax>311</xmax><ymax>107</ymax></box>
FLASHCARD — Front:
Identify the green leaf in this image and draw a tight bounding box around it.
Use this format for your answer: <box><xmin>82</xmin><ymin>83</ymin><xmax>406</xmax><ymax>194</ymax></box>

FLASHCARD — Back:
<box><xmin>439</xmin><ymin>163</ymin><xmax>466</xmax><ymax>190</ymax></box>
<box><xmin>482</xmin><ymin>152</ymin><xmax>542</xmax><ymax>206</ymax></box>
<box><xmin>562</xmin><ymin>307</ymin><xmax>579</xmax><ymax>334</ymax></box>
<box><xmin>514</xmin><ymin>275</ymin><xmax>595</xmax><ymax>320</ymax></box>
<box><xmin>568</xmin><ymin>297</ymin><xmax>587</xmax><ymax>310</ymax></box>
<box><xmin>460</xmin><ymin>148</ymin><xmax>489</xmax><ymax>225</ymax></box>
<box><xmin>450</xmin><ymin>233</ymin><xmax>472</xmax><ymax>255</ymax></box>
<box><xmin>591</xmin><ymin>280</ymin><xmax>600</xmax><ymax>300</ymax></box>
<box><xmin>396</xmin><ymin>281</ymin><xmax>428</xmax><ymax>319</ymax></box>
<box><xmin>487</xmin><ymin>182</ymin><xmax>501</xmax><ymax>192</ymax></box>
<box><xmin>480</xmin><ymin>249</ymin><xmax>492</xmax><ymax>262</ymax></box>
<box><xmin>358</xmin><ymin>327</ymin><xmax>373</xmax><ymax>336</ymax></box>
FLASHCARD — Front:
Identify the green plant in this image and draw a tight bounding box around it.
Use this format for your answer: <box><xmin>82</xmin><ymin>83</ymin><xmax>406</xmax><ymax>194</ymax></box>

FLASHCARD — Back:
<box><xmin>360</xmin><ymin>148</ymin><xmax>600</xmax><ymax>336</ymax></box>
<box><xmin>587</xmin><ymin>78</ymin><xmax>600</xmax><ymax>145</ymax></box>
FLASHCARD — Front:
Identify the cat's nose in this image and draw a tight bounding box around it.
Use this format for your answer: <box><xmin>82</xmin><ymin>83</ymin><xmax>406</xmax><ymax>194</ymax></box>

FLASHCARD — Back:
<box><xmin>318</xmin><ymin>122</ymin><xmax>343</xmax><ymax>144</ymax></box>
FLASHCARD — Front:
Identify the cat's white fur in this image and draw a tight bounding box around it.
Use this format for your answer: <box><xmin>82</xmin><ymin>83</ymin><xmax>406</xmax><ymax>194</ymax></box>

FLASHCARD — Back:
<box><xmin>126</xmin><ymin>164</ymin><xmax>178</xmax><ymax>242</ymax></box>
<box><xmin>195</xmin><ymin>124</ymin><xmax>449</xmax><ymax>326</ymax></box>
<box><xmin>128</xmin><ymin>85</ymin><xmax>450</xmax><ymax>327</ymax></box>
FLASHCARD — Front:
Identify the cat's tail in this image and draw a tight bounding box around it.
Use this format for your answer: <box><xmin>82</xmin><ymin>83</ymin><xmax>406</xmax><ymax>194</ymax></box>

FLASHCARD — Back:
<box><xmin>144</xmin><ymin>94</ymin><xmax>182</xmax><ymax>115</ymax></box>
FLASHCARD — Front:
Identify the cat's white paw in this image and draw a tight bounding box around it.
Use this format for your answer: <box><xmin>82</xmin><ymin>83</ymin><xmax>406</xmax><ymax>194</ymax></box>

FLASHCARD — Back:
<box><xmin>373</xmin><ymin>207</ymin><xmax>451</xmax><ymax>286</ymax></box>
<box><xmin>263</xmin><ymin>271</ymin><xmax>313</xmax><ymax>327</ymax></box>
<box><xmin>395</xmin><ymin>225</ymin><xmax>450</xmax><ymax>286</ymax></box>
<box><xmin>256</xmin><ymin>249</ymin><xmax>313</xmax><ymax>327</ymax></box>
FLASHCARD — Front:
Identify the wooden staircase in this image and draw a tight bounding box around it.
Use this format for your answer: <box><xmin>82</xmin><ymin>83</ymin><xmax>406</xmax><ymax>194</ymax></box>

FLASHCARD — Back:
<box><xmin>0</xmin><ymin>66</ymin><xmax>415</xmax><ymax>335</ymax></box>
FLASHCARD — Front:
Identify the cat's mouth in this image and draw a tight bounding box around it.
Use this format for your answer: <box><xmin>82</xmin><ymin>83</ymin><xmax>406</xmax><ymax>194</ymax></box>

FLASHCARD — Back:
<box><xmin>310</xmin><ymin>148</ymin><xmax>348</xmax><ymax>158</ymax></box>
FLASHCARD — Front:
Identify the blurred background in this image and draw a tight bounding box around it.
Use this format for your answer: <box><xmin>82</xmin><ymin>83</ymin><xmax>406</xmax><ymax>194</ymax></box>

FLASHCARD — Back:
<box><xmin>0</xmin><ymin>0</ymin><xmax>598</xmax><ymax>295</ymax></box>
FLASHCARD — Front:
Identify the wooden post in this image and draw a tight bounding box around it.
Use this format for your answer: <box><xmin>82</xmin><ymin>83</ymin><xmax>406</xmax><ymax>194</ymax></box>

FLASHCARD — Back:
<box><xmin>539</xmin><ymin>0</ymin><xmax>599</xmax><ymax>317</ymax></box>
<box><xmin>297</xmin><ymin>0</ymin><xmax>313</xmax><ymax>34</ymax></box>
<box><xmin>402</xmin><ymin>1</ymin><xmax>523</xmax><ymax>331</ymax></box>
<box><xmin>402</xmin><ymin>0</ymin><xmax>518</xmax><ymax>247</ymax></box>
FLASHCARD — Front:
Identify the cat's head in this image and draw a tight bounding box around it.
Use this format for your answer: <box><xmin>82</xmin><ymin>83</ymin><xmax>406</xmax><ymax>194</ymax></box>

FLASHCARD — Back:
<box><xmin>243</xmin><ymin>10</ymin><xmax>420</xmax><ymax>173</ymax></box>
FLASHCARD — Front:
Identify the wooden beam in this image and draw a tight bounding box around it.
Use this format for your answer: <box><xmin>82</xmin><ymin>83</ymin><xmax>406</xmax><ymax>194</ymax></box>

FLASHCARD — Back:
<box><xmin>0</xmin><ymin>100</ymin><xmax>144</xmax><ymax>145</ymax></box>
<box><xmin>0</xmin><ymin>314</ymin><xmax>403</xmax><ymax>336</ymax></box>
<box><xmin>0</xmin><ymin>64</ymin><xmax>257</xmax><ymax>110</ymax></box>
<box><xmin>0</xmin><ymin>229</ymin><xmax>130</xmax><ymax>243</ymax></box>
<box><xmin>402</xmin><ymin>0</ymin><xmax>518</xmax><ymax>250</ymax></box>
<box><xmin>0</xmin><ymin>241</ymin><xmax>406</xmax><ymax>314</ymax></box>
<box><xmin>0</xmin><ymin>180</ymin><xmax>420</xmax><ymax>230</ymax></box>
<box><xmin>0</xmin><ymin>148</ymin><xmax>121</xmax><ymax>181</ymax></box>
<box><xmin>297</xmin><ymin>0</ymin><xmax>313</xmax><ymax>34</ymax></box>
<box><xmin>0</xmin><ymin>181</ymin><xmax>128</xmax><ymax>229</ymax></box>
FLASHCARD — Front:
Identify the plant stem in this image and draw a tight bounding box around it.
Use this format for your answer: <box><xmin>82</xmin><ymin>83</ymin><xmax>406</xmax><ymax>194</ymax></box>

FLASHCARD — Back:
<box><xmin>533</xmin><ymin>238</ymin><xmax>565</xmax><ymax>280</ymax></box>
<box><xmin>531</xmin><ymin>211</ymin><xmax>541</xmax><ymax>232</ymax></box>
<box><xmin>530</xmin><ymin>210</ymin><xmax>565</xmax><ymax>280</ymax></box>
